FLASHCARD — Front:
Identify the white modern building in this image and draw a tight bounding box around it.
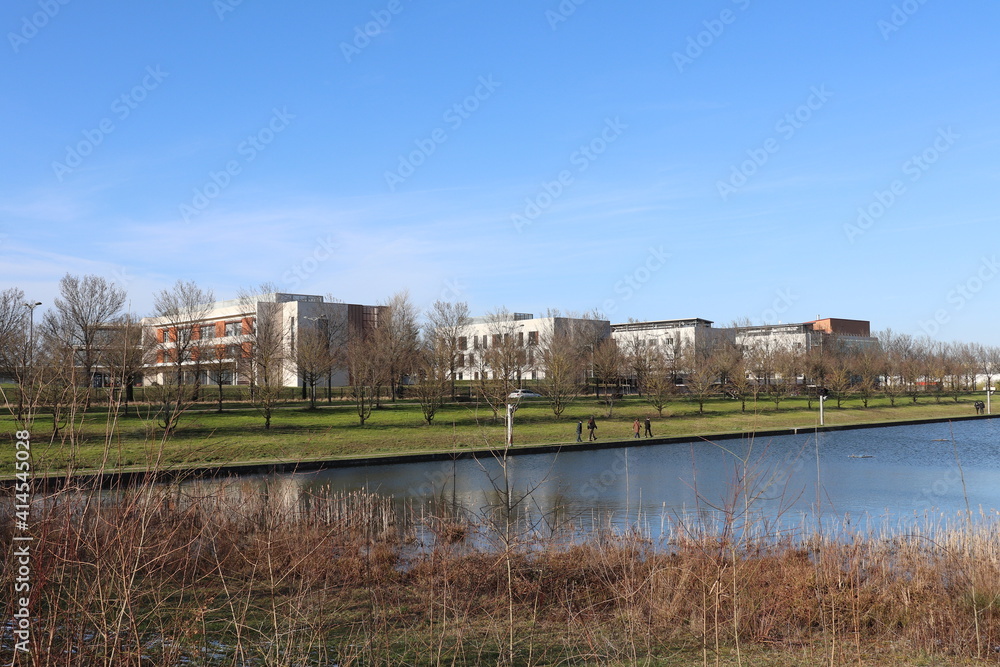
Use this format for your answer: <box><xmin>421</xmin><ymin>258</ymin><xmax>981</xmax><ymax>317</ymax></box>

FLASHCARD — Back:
<box><xmin>453</xmin><ymin>313</ymin><xmax>610</xmax><ymax>381</ymax></box>
<box><xmin>610</xmin><ymin>317</ymin><xmax>725</xmax><ymax>358</ymax></box>
<box><xmin>142</xmin><ymin>293</ymin><xmax>379</xmax><ymax>388</ymax></box>
<box><xmin>732</xmin><ymin>318</ymin><xmax>878</xmax><ymax>353</ymax></box>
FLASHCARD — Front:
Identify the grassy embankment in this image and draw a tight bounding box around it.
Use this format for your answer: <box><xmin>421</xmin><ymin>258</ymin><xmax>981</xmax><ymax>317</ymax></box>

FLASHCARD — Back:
<box><xmin>0</xmin><ymin>390</ymin><xmax>990</xmax><ymax>477</ymax></box>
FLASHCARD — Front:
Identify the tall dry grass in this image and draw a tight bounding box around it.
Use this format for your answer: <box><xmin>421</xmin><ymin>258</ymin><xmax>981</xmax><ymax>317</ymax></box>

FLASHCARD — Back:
<box><xmin>2</xmin><ymin>476</ymin><xmax>1000</xmax><ymax>665</ymax></box>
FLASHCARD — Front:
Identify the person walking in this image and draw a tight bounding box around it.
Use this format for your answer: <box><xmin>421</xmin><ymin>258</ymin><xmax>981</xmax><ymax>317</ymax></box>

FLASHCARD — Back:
<box><xmin>587</xmin><ymin>416</ymin><xmax>597</xmax><ymax>441</ymax></box>
<box><xmin>632</xmin><ymin>418</ymin><xmax>641</xmax><ymax>439</ymax></box>
<box><xmin>575</xmin><ymin>420</ymin><xmax>583</xmax><ymax>442</ymax></box>
<box><xmin>644</xmin><ymin>416</ymin><xmax>652</xmax><ymax>438</ymax></box>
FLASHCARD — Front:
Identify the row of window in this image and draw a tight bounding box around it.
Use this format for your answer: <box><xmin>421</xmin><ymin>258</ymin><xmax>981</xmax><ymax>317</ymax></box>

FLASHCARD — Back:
<box><xmin>454</xmin><ymin>350</ymin><xmax>536</xmax><ymax>368</ymax></box>
<box><xmin>458</xmin><ymin>371</ymin><xmax>538</xmax><ymax>381</ymax></box>
<box><xmin>156</xmin><ymin>320</ymin><xmax>252</xmax><ymax>343</ymax></box>
<box><xmin>457</xmin><ymin>331</ymin><xmax>539</xmax><ymax>350</ymax></box>
<box><xmin>155</xmin><ymin>342</ymin><xmax>251</xmax><ymax>364</ymax></box>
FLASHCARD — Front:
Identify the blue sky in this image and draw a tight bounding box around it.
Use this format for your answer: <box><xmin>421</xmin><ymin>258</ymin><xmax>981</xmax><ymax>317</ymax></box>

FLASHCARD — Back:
<box><xmin>3</xmin><ymin>0</ymin><xmax>999</xmax><ymax>342</ymax></box>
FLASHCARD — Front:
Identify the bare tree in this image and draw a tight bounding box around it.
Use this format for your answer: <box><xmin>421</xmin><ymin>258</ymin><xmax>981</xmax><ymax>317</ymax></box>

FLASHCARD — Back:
<box><xmin>900</xmin><ymin>336</ymin><xmax>930</xmax><ymax>404</ymax></box>
<box><xmin>825</xmin><ymin>351</ymin><xmax>853</xmax><ymax>409</ymax></box>
<box><xmin>949</xmin><ymin>341</ymin><xmax>976</xmax><ymax>402</ymax></box>
<box><xmin>373</xmin><ymin>291</ymin><xmax>419</xmax><ymax>403</ymax></box>
<box><xmin>0</xmin><ymin>288</ymin><xmax>40</xmax><ymax>425</ymax></box>
<box><xmin>536</xmin><ymin>314</ymin><xmax>596</xmax><ymax>418</ymax></box>
<box><xmin>764</xmin><ymin>348</ymin><xmax>801</xmax><ymax>411</ymax></box>
<box><xmin>642</xmin><ymin>345</ymin><xmax>675</xmax><ymax>417</ymax></box>
<box><xmin>741</xmin><ymin>341</ymin><xmax>771</xmax><ymax>410</ymax></box>
<box><xmin>41</xmin><ymin>274</ymin><xmax>126</xmax><ymax>408</ymax></box>
<box><xmin>977</xmin><ymin>344</ymin><xmax>1000</xmax><ymax>412</ymax></box>
<box><xmin>34</xmin><ymin>332</ymin><xmax>84</xmax><ymax>443</ymax></box>
<box><xmin>618</xmin><ymin>324</ymin><xmax>655</xmax><ymax>397</ymax></box>
<box><xmin>147</xmin><ymin>280</ymin><xmax>214</xmax><ymax>435</ymax></box>
<box><xmin>424</xmin><ymin>300</ymin><xmax>470</xmax><ymax>399</ymax></box>
<box><xmin>295</xmin><ymin>322</ymin><xmax>335</xmax><ymax>410</ymax></box>
<box><xmin>202</xmin><ymin>343</ymin><xmax>234</xmax><ymax>413</ymax></box>
<box><xmin>412</xmin><ymin>336</ymin><xmax>451</xmax><ymax>424</ymax></box>
<box><xmin>102</xmin><ymin>314</ymin><xmax>144</xmax><ymax>417</ymax></box>
<box><xmin>591</xmin><ymin>337</ymin><xmax>623</xmax><ymax>418</ymax></box>
<box><xmin>713</xmin><ymin>339</ymin><xmax>750</xmax><ymax>412</ymax></box>
<box><xmin>475</xmin><ymin>308</ymin><xmax>529</xmax><ymax>421</ymax></box>
<box><xmin>924</xmin><ymin>340</ymin><xmax>948</xmax><ymax>403</ymax></box>
<box><xmin>346</xmin><ymin>330</ymin><xmax>382</xmax><ymax>425</ymax></box>
<box><xmin>852</xmin><ymin>345</ymin><xmax>881</xmax><ymax>408</ymax></box>
<box><xmin>680</xmin><ymin>345</ymin><xmax>719</xmax><ymax>415</ymax></box>
<box><xmin>238</xmin><ymin>286</ymin><xmax>288</xmax><ymax>430</ymax></box>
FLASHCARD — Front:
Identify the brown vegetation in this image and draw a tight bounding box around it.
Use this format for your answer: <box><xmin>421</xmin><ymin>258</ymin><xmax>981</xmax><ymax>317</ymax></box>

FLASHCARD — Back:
<box><xmin>3</xmin><ymin>480</ymin><xmax>999</xmax><ymax>666</ymax></box>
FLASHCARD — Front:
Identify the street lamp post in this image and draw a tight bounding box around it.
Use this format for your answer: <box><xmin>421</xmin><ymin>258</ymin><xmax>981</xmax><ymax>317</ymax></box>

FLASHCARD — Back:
<box><xmin>24</xmin><ymin>301</ymin><xmax>41</xmax><ymax>369</ymax></box>
<box><xmin>506</xmin><ymin>400</ymin><xmax>518</xmax><ymax>447</ymax></box>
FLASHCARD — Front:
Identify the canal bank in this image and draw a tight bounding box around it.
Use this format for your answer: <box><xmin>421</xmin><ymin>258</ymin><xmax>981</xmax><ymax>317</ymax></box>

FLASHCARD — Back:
<box><xmin>17</xmin><ymin>411</ymin><xmax>1000</xmax><ymax>491</ymax></box>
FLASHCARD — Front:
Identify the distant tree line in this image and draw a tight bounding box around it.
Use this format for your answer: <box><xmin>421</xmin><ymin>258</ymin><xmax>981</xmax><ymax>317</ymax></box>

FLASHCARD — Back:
<box><xmin>3</xmin><ymin>275</ymin><xmax>998</xmax><ymax>440</ymax></box>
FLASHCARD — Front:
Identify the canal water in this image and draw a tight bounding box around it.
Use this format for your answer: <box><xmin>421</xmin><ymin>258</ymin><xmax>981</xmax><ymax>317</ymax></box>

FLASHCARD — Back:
<box><xmin>191</xmin><ymin>418</ymin><xmax>1000</xmax><ymax>541</ymax></box>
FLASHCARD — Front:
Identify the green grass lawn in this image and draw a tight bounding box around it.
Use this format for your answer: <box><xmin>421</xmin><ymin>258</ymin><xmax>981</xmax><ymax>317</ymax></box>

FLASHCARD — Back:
<box><xmin>0</xmin><ymin>391</ymin><xmax>989</xmax><ymax>477</ymax></box>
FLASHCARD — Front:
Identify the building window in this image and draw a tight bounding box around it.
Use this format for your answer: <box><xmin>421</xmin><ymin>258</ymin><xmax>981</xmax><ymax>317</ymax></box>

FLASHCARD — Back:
<box><xmin>456</xmin><ymin>353</ymin><xmax>464</xmax><ymax>366</ymax></box>
<box><xmin>199</xmin><ymin>324</ymin><xmax>216</xmax><ymax>340</ymax></box>
<box><xmin>457</xmin><ymin>372</ymin><xmax>463</xmax><ymax>381</ymax></box>
<box><xmin>225</xmin><ymin>322</ymin><xmax>241</xmax><ymax>337</ymax></box>
<box><xmin>528</xmin><ymin>331</ymin><xmax>538</xmax><ymax>345</ymax></box>
<box><xmin>467</xmin><ymin>353</ymin><xmax>475</xmax><ymax>367</ymax></box>
<box><xmin>458</xmin><ymin>336</ymin><xmax>467</xmax><ymax>350</ymax></box>
<box><xmin>517</xmin><ymin>332</ymin><xmax>523</xmax><ymax>346</ymax></box>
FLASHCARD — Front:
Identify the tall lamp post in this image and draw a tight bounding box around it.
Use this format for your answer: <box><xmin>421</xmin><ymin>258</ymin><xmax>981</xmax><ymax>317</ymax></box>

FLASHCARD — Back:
<box><xmin>24</xmin><ymin>301</ymin><xmax>41</xmax><ymax>370</ymax></box>
<box><xmin>506</xmin><ymin>398</ymin><xmax>519</xmax><ymax>447</ymax></box>
<box><xmin>818</xmin><ymin>386</ymin><xmax>828</xmax><ymax>426</ymax></box>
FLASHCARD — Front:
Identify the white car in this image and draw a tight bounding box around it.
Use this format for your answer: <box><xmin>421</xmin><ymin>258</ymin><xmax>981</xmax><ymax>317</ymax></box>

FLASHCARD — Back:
<box><xmin>508</xmin><ymin>389</ymin><xmax>542</xmax><ymax>399</ymax></box>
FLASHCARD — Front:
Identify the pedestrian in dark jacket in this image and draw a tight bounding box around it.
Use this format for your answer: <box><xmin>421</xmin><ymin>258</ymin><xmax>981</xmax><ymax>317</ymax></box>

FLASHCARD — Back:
<box><xmin>587</xmin><ymin>416</ymin><xmax>597</xmax><ymax>441</ymax></box>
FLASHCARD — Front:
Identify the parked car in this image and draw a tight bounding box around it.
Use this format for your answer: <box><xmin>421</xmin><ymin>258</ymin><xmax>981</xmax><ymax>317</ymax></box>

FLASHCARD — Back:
<box><xmin>508</xmin><ymin>389</ymin><xmax>542</xmax><ymax>399</ymax></box>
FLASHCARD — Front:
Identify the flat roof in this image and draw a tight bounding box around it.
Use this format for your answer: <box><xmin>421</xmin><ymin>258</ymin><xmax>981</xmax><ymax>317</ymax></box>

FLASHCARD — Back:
<box><xmin>611</xmin><ymin>318</ymin><xmax>714</xmax><ymax>331</ymax></box>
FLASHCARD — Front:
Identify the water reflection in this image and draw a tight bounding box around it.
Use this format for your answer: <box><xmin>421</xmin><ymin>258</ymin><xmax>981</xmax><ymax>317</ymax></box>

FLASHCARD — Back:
<box><xmin>183</xmin><ymin>418</ymin><xmax>1000</xmax><ymax>541</ymax></box>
